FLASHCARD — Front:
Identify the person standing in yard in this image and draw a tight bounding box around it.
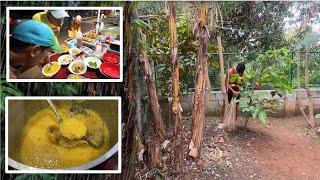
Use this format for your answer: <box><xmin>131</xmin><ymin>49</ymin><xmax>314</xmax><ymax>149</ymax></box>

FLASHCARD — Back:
<box><xmin>225</xmin><ymin>62</ymin><xmax>247</xmax><ymax>103</ymax></box>
<box><xmin>33</xmin><ymin>10</ymin><xmax>70</xmax><ymax>52</ymax></box>
<box><xmin>9</xmin><ymin>20</ymin><xmax>60</xmax><ymax>79</ymax></box>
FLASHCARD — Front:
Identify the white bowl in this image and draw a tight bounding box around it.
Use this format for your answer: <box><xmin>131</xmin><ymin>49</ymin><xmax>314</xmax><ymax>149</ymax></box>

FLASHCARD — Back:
<box><xmin>68</xmin><ymin>60</ymin><xmax>87</xmax><ymax>75</ymax></box>
<box><xmin>57</xmin><ymin>54</ymin><xmax>73</xmax><ymax>65</ymax></box>
<box><xmin>84</xmin><ymin>57</ymin><xmax>102</xmax><ymax>69</ymax></box>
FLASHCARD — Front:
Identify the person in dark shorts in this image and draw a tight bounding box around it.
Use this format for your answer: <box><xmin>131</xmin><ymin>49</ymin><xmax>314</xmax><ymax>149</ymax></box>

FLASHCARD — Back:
<box><xmin>225</xmin><ymin>62</ymin><xmax>247</xmax><ymax>103</ymax></box>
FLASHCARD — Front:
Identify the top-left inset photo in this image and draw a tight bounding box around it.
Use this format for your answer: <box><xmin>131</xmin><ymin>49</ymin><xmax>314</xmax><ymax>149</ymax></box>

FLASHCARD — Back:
<box><xmin>6</xmin><ymin>7</ymin><xmax>123</xmax><ymax>82</ymax></box>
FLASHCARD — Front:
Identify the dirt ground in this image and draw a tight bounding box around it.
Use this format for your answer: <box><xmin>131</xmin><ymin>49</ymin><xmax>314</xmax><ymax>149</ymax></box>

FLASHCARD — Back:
<box><xmin>169</xmin><ymin>116</ymin><xmax>320</xmax><ymax>180</ymax></box>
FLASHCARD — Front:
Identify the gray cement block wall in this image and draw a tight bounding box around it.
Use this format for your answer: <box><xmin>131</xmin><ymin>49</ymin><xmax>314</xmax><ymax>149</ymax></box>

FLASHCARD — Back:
<box><xmin>180</xmin><ymin>89</ymin><xmax>320</xmax><ymax>117</ymax></box>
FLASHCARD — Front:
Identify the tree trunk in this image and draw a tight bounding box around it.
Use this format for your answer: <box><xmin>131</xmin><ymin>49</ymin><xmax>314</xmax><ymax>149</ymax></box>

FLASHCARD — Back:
<box><xmin>146</xmin><ymin>137</ymin><xmax>162</xmax><ymax>168</ymax></box>
<box><xmin>168</xmin><ymin>1</ymin><xmax>183</xmax><ymax>171</ymax></box>
<box><xmin>189</xmin><ymin>2</ymin><xmax>208</xmax><ymax>159</ymax></box>
<box><xmin>121</xmin><ymin>4</ymin><xmax>141</xmax><ymax>180</ymax></box>
<box><xmin>217</xmin><ymin>36</ymin><xmax>229</xmax><ymax>119</ymax></box>
<box><xmin>305</xmin><ymin>47</ymin><xmax>316</xmax><ymax>127</ymax></box>
<box><xmin>124</xmin><ymin>2</ymin><xmax>135</xmax><ymax>101</ymax></box>
<box><xmin>138</xmin><ymin>29</ymin><xmax>166</xmax><ymax>141</ymax></box>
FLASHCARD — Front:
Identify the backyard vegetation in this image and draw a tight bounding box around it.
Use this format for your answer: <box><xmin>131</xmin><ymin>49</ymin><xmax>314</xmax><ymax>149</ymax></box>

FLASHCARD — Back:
<box><xmin>123</xmin><ymin>1</ymin><xmax>320</xmax><ymax>179</ymax></box>
<box><xmin>1</xmin><ymin>1</ymin><xmax>320</xmax><ymax>180</ymax></box>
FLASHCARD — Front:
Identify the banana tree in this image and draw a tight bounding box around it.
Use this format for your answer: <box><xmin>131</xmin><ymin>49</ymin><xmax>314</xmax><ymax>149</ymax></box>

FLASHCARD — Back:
<box><xmin>189</xmin><ymin>2</ymin><xmax>209</xmax><ymax>159</ymax></box>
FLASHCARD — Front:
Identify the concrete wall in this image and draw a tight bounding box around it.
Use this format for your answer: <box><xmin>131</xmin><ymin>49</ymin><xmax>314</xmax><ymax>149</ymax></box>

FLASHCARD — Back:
<box><xmin>179</xmin><ymin>89</ymin><xmax>320</xmax><ymax>117</ymax></box>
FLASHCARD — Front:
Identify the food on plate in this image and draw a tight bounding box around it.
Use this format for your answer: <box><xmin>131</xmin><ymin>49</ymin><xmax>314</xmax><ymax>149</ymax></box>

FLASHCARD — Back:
<box><xmin>67</xmin><ymin>74</ymin><xmax>85</xmax><ymax>79</ymax></box>
<box><xmin>57</xmin><ymin>54</ymin><xmax>73</xmax><ymax>65</ymax></box>
<box><xmin>69</xmin><ymin>47</ymin><xmax>82</xmax><ymax>56</ymax></box>
<box><xmin>72</xmin><ymin>62</ymin><xmax>85</xmax><ymax>73</ymax></box>
<box><xmin>42</xmin><ymin>62</ymin><xmax>60</xmax><ymax>77</ymax></box>
<box><xmin>68</xmin><ymin>60</ymin><xmax>87</xmax><ymax>75</ymax></box>
<box><xmin>85</xmin><ymin>31</ymin><xmax>99</xmax><ymax>39</ymax></box>
<box><xmin>88</xmin><ymin>61</ymin><xmax>97</xmax><ymax>68</ymax></box>
<box><xmin>84</xmin><ymin>57</ymin><xmax>102</xmax><ymax>69</ymax></box>
<box><xmin>83</xmin><ymin>37</ymin><xmax>94</xmax><ymax>43</ymax></box>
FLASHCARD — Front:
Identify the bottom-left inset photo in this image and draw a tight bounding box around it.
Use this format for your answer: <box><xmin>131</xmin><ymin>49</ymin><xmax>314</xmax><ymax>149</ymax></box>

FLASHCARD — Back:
<box><xmin>5</xmin><ymin>97</ymin><xmax>121</xmax><ymax>174</ymax></box>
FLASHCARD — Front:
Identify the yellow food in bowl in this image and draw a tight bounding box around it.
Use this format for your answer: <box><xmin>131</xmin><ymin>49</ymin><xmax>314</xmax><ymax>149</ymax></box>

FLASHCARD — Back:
<box><xmin>42</xmin><ymin>62</ymin><xmax>60</xmax><ymax>77</ymax></box>
<box><xmin>18</xmin><ymin>104</ymin><xmax>109</xmax><ymax>169</ymax></box>
<box><xmin>67</xmin><ymin>75</ymin><xmax>84</xmax><ymax>79</ymax></box>
<box><xmin>60</xmin><ymin>118</ymin><xmax>87</xmax><ymax>140</ymax></box>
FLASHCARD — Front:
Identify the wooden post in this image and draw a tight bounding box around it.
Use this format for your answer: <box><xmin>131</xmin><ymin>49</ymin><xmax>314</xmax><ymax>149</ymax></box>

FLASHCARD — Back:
<box><xmin>305</xmin><ymin>47</ymin><xmax>316</xmax><ymax>127</ymax></box>
<box><xmin>189</xmin><ymin>2</ymin><xmax>209</xmax><ymax>159</ymax></box>
<box><xmin>168</xmin><ymin>1</ymin><xmax>183</xmax><ymax>171</ymax></box>
<box><xmin>217</xmin><ymin>36</ymin><xmax>229</xmax><ymax>118</ymax></box>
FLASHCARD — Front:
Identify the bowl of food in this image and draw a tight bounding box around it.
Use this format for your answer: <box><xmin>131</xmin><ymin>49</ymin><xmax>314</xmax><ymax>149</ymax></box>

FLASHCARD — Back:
<box><xmin>57</xmin><ymin>54</ymin><xmax>73</xmax><ymax>65</ymax></box>
<box><xmin>68</xmin><ymin>60</ymin><xmax>87</xmax><ymax>75</ymax></box>
<box><xmin>8</xmin><ymin>99</ymin><xmax>119</xmax><ymax>170</ymax></box>
<box><xmin>84</xmin><ymin>57</ymin><xmax>102</xmax><ymax>69</ymax></box>
<box><xmin>67</xmin><ymin>74</ymin><xmax>86</xmax><ymax>79</ymax></box>
<box><xmin>42</xmin><ymin>62</ymin><xmax>61</xmax><ymax>77</ymax></box>
<box><xmin>69</xmin><ymin>47</ymin><xmax>82</xmax><ymax>57</ymax></box>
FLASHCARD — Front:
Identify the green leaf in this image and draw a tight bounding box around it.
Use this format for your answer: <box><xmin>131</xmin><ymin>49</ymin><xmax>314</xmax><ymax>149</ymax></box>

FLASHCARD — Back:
<box><xmin>132</xmin><ymin>19</ymin><xmax>151</xmax><ymax>30</ymax></box>
<box><xmin>258</xmin><ymin>110</ymin><xmax>268</xmax><ymax>124</ymax></box>
<box><xmin>315</xmin><ymin>114</ymin><xmax>320</xmax><ymax>120</ymax></box>
<box><xmin>252</xmin><ymin>107</ymin><xmax>260</xmax><ymax>119</ymax></box>
<box><xmin>39</xmin><ymin>174</ymin><xmax>55</xmax><ymax>180</ymax></box>
<box><xmin>14</xmin><ymin>174</ymin><xmax>32</xmax><ymax>180</ymax></box>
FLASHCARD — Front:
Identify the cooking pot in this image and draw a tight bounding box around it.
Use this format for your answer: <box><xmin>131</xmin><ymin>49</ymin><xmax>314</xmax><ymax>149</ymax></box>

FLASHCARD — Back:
<box><xmin>8</xmin><ymin>99</ymin><xmax>119</xmax><ymax>170</ymax></box>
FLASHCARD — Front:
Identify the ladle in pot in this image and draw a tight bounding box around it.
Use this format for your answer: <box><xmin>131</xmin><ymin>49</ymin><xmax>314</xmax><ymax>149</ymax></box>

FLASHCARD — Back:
<box><xmin>46</xmin><ymin>100</ymin><xmax>104</xmax><ymax>148</ymax></box>
<box><xmin>46</xmin><ymin>100</ymin><xmax>88</xmax><ymax>147</ymax></box>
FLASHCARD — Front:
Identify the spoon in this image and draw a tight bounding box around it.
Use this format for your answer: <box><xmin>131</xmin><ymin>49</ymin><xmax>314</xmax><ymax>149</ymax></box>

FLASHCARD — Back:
<box><xmin>47</xmin><ymin>99</ymin><xmax>63</xmax><ymax>124</ymax></box>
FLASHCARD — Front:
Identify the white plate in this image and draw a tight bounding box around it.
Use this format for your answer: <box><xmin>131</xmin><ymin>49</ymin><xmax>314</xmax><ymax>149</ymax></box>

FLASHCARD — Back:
<box><xmin>84</xmin><ymin>57</ymin><xmax>102</xmax><ymax>69</ymax></box>
<box><xmin>68</xmin><ymin>60</ymin><xmax>87</xmax><ymax>75</ymax></box>
<box><xmin>57</xmin><ymin>54</ymin><xmax>73</xmax><ymax>65</ymax></box>
<box><xmin>69</xmin><ymin>47</ymin><xmax>82</xmax><ymax>57</ymax></box>
<box><xmin>42</xmin><ymin>62</ymin><xmax>61</xmax><ymax>77</ymax></box>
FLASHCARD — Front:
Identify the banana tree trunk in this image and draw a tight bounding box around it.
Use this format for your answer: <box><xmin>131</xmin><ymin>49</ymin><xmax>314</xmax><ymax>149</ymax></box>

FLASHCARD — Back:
<box><xmin>168</xmin><ymin>1</ymin><xmax>183</xmax><ymax>171</ymax></box>
<box><xmin>124</xmin><ymin>2</ymin><xmax>134</xmax><ymax>101</ymax></box>
<box><xmin>138</xmin><ymin>29</ymin><xmax>166</xmax><ymax>141</ymax></box>
<box><xmin>305</xmin><ymin>47</ymin><xmax>315</xmax><ymax>127</ymax></box>
<box><xmin>189</xmin><ymin>2</ymin><xmax>208</xmax><ymax>159</ymax></box>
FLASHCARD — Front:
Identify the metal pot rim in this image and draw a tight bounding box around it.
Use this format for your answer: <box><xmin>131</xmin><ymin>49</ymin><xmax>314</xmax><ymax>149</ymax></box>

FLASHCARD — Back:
<box><xmin>9</xmin><ymin>143</ymin><xmax>118</xmax><ymax>170</ymax></box>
